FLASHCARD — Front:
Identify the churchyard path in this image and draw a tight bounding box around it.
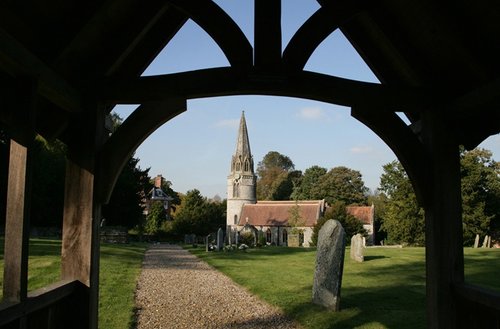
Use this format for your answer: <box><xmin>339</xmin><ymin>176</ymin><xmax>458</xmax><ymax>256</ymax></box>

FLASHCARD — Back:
<box><xmin>134</xmin><ymin>244</ymin><xmax>302</xmax><ymax>329</ymax></box>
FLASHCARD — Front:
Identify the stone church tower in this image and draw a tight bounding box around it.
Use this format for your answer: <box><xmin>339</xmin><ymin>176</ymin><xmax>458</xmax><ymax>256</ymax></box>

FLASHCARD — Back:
<box><xmin>226</xmin><ymin>111</ymin><xmax>257</xmax><ymax>237</ymax></box>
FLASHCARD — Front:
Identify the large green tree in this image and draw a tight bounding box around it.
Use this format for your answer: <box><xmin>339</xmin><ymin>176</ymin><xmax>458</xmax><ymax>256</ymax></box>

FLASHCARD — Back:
<box><xmin>316</xmin><ymin>166</ymin><xmax>368</xmax><ymax>205</ymax></box>
<box><xmin>460</xmin><ymin>147</ymin><xmax>500</xmax><ymax>244</ymax></box>
<box><xmin>171</xmin><ymin>189</ymin><xmax>226</xmax><ymax>236</ymax></box>
<box><xmin>378</xmin><ymin>161</ymin><xmax>425</xmax><ymax>245</ymax></box>
<box><xmin>291</xmin><ymin>165</ymin><xmax>327</xmax><ymax>200</ymax></box>
<box><xmin>256</xmin><ymin>151</ymin><xmax>299</xmax><ymax>200</ymax></box>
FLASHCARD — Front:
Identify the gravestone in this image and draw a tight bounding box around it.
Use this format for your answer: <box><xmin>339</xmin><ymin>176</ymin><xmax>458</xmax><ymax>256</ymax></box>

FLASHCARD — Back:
<box><xmin>482</xmin><ymin>235</ymin><xmax>489</xmax><ymax>248</ymax></box>
<box><xmin>487</xmin><ymin>235</ymin><xmax>492</xmax><ymax>248</ymax></box>
<box><xmin>474</xmin><ymin>234</ymin><xmax>480</xmax><ymax>248</ymax></box>
<box><xmin>350</xmin><ymin>233</ymin><xmax>364</xmax><ymax>262</ymax></box>
<box><xmin>312</xmin><ymin>219</ymin><xmax>346</xmax><ymax>311</ymax></box>
<box><xmin>205</xmin><ymin>234</ymin><xmax>211</xmax><ymax>252</ymax></box>
<box><xmin>217</xmin><ymin>228</ymin><xmax>224</xmax><ymax>251</ymax></box>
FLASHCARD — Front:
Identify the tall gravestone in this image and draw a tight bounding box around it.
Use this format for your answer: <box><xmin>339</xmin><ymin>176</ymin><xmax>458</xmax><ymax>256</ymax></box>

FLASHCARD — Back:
<box><xmin>350</xmin><ymin>233</ymin><xmax>364</xmax><ymax>262</ymax></box>
<box><xmin>217</xmin><ymin>228</ymin><xmax>224</xmax><ymax>251</ymax></box>
<box><xmin>474</xmin><ymin>234</ymin><xmax>480</xmax><ymax>248</ymax></box>
<box><xmin>312</xmin><ymin>219</ymin><xmax>346</xmax><ymax>311</ymax></box>
<box><xmin>482</xmin><ymin>235</ymin><xmax>489</xmax><ymax>248</ymax></box>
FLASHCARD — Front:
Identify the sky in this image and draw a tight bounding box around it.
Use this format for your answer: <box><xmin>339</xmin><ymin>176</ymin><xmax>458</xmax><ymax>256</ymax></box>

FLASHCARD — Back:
<box><xmin>114</xmin><ymin>0</ymin><xmax>500</xmax><ymax>199</ymax></box>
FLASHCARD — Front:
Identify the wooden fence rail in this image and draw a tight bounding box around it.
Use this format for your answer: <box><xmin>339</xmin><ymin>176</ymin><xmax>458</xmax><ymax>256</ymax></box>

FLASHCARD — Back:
<box><xmin>455</xmin><ymin>282</ymin><xmax>500</xmax><ymax>329</ymax></box>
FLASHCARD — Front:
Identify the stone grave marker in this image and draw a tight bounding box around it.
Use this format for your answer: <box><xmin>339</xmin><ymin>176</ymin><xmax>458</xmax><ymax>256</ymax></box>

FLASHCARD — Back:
<box><xmin>312</xmin><ymin>219</ymin><xmax>346</xmax><ymax>311</ymax></box>
<box><xmin>482</xmin><ymin>235</ymin><xmax>489</xmax><ymax>248</ymax></box>
<box><xmin>217</xmin><ymin>228</ymin><xmax>224</xmax><ymax>251</ymax></box>
<box><xmin>350</xmin><ymin>233</ymin><xmax>364</xmax><ymax>262</ymax></box>
<box><xmin>474</xmin><ymin>234</ymin><xmax>480</xmax><ymax>248</ymax></box>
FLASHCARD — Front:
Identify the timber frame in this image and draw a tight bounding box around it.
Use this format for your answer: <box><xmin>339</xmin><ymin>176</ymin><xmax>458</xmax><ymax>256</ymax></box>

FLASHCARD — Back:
<box><xmin>1</xmin><ymin>1</ymin><xmax>499</xmax><ymax>328</ymax></box>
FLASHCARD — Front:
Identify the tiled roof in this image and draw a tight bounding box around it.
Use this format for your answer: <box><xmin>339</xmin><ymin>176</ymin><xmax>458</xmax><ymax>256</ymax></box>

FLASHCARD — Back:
<box><xmin>239</xmin><ymin>201</ymin><xmax>324</xmax><ymax>227</ymax></box>
<box><xmin>346</xmin><ymin>205</ymin><xmax>374</xmax><ymax>225</ymax></box>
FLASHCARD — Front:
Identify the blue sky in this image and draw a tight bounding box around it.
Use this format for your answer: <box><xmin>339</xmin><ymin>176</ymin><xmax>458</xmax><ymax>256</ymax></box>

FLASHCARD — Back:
<box><xmin>114</xmin><ymin>0</ymin><xmax>499</xmax><ymax>198</ymax></box>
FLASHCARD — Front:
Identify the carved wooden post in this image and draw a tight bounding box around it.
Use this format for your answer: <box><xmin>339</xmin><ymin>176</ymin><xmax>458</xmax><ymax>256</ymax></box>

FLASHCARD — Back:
<box><xmin>61</xmin><ymin>103</ymin><xmax>106</xmax><ymax>329</ymax></box>
<box><xmin>421</xmin><ymin>110</ymin><xmax>464</xmax><ymax>329</ymax></box>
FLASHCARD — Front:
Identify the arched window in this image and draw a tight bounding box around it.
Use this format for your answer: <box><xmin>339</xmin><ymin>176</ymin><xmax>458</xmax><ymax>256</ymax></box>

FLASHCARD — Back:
<box><xmin>234</xmin><ymin>215</ymin><xmax>238</xmax><ymax>225</ymax></box>
<box><xmin>236</xmin><ymin>161</ymin><xmax>241</xmax><ymax>171</ymax></box>
<box><xmin>282</xmin><ymin>229</ymin><xmax>288</xmax><ymax>246</ymax></box>
<box><xmin>233</xmin><ymin>182</ymin><xmax>239</xmax><ymax>198</ymax></box>
<box><xmin>244</xmin><ymin>159</ymin><xmax>249</xmax><ymax>172</ymax></box>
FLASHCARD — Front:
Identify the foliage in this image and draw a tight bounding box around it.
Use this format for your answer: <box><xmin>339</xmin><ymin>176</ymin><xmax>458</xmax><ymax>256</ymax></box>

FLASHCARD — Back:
<box><xmin>171</xmin><ymin>189</ymin><xmax>226</xmax><ymax>237</ymax></box>
<box><xmin>239</xmin><ymin>231</ymin><xmax>255</xmax><ymax>246</ymax></box>
<box><xmin>144</xmin><ymin>201</ymin><xmax>165</xmax><ymax>235</ymax></box>
<box><xmin>288</xmin><ymin>203</ymin><xmax>306</xmax><ymax>234</ymax></box>
<box><xmin>379</xmin><ymin>149</ymin><xmax>500</xmax><ymax>246</ymax></box>
<box><xmin>460</xmin><ymin>147</ymin><xmax>500</xmax><ymax>245</ymax></box>
<box><xmin>256</xmin><ymin>151</ymin><xmax>299</xmax><ymax>200</ymax></box>
<box><xmin>291</xmin><ymin>165</ymin><xmax>327</xmax><ymax>200</ymax></box>
<box><xmin>103</xmin><ymin>157</ymin><xmax>152</xmax><ymax>229</ymax></box>
<box><xmin>30</xmin><ymin>136</ymin><xmax>66</xmax><ymax>227</ymax></box>
<box><xmin>367</xmin><ymin>192</ymin><xmax>389</xmax><ymax>244</ymax></box>
<box><xmin>292</xmin><ymin>165</ymin><xmax>369</xmax><ymax>206</ymax></box>
<box><xmin>379</xmin><ymin>161</ymin><xmax>425</xmax><ymax>245</ymax></box>
<box><xmin>311</xmin><ymin>201</ymin><xmax>367</xmax><ymax>246</ymax></box>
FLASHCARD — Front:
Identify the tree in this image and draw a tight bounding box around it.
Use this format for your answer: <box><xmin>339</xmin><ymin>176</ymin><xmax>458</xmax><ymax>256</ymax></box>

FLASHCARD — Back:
<box><xmin>256</xmin><ymin>151</ymin><xmax>297</xmax><ymax>200</ymax></box>
<box><xmin>460</xmin><ymin>147</ymin><xmax>500</xmax><ymax>245</ymax></box>
<box><xmin>171</xmin><ymin>189</ymin><xmax>226</xmax><ymax>237</ymax></box>
<box><xmin>102</xmin><ymin>157</ymin><xmax>152</xmax><ymax>228</ymax></box>
<box><xmin>316</xmin><ymin>166</ymin><xmax>368</xmax><ymax>205</ymax></box>
<box><xmin>291</xmin><ymin>165</ymin><xmax>327</xmax><ymax>200</ymax></box>
<box><xmin>144</xmin><ymin>201</ymin><xmax>165</xmax><ymax>235</ymax></box>
<box><xmin>311</xmin><ymin>201</ymin><xmax>366</xmax><ymax>246</ymax></box>
<box><xmin>378</xmin><ymin>161</ymin><xmax>424</xmax><ymax>245</ymax></box>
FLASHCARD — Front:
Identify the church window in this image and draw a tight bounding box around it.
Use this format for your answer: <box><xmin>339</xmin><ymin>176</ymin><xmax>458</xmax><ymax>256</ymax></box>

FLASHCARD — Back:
<box><xmin>234</xmin><ymin>215</ymin><xmax>238</xmax><ymax>225</ymax></box>
<box><xmin>236</xmin><ymin>161</ymin><xmax>241</xmax><ymax>171</ymax></box>
<box><xmin>266</xmin><ymin>229</ymin><xmax>272</xmax><ymax>243</ymax></box>
<box><xmin>244</xmin><ymin>159</ymin><xmax>249</xmax><ymax>172</ymax></box>
<box><xmin>282</xmin><ymin>229</ymin><xmax>288</xmax><ymax>246</ymax></box>
<box><xmin>233</xmin><ymin>182</ymin><xmax>239</xmax><ymax>198</ymax></box>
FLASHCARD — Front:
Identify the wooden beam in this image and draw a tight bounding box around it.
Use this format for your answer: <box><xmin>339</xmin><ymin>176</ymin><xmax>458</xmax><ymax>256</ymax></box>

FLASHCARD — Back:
<box><xmin>100</xmin><ymin>68</ymin><xmax>439</xmax><ymax>111</ymax></box>
<box><xmin>3</xmin><ymin>140</ymin><xmax>32</xmax><ymax>303</ymax></box>
<box><xmin>97</xmin><ymin>98</ymin><xmax>186</xmax><ymax>203</ymax></box>
<box><xmin>0</xmin><ymin>27</ymin><xmax>82</xmax><ymax>113</ymax></box>
<box><xmin>283</xmin><ymin>2</ymin><xmax>366</xmax><ymax>71</ymax></box>
<box><xmin>254</xmin><ymin>0</ymin><xmax>281</xmax><ymax>70</ymax></box>
<box><xmin>167</xmin><ymin>0</ymin><xmax>253</xmax><ymax>71</ymax></box>
<box><xmin>420</xmin><ymin>110</ymin><xmax>464</xmax><ymax>329</ymax></box>
<box><xmin>351</xmin><ymin>108</ymin><xmax>428</xmax><ymax>206</ymax></box>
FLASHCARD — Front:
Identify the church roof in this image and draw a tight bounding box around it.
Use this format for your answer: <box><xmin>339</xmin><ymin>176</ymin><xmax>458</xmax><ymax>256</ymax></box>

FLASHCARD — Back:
<box><xmin>239</xmin><ymin>200</ymin><xmax>325</xmax><ymax>227</ymax></box>
<box><xmin>234</xmin><ymin>111</ymin><xmax>252</xmax><ymax>158</ymax></box>
<box><xmin>346</xmin><ymin>205</ymin><xmax>374</xmax><ymax>225</ymax></box>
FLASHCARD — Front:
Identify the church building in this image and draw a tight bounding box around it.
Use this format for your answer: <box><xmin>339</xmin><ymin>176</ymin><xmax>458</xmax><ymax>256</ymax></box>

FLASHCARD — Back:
<box><xmin>226</xmin><ymin>112</ymin><xmax>374</xmax><ymax>247</ymax></box>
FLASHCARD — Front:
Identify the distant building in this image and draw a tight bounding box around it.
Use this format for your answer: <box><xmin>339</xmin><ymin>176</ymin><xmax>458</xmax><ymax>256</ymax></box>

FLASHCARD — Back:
<box><xmin>144</xmin><ymin>174</ymin><xmax>174</xmax><ymax>220</ymax></box>
<box><xmin>226</xmin><ymin>112</ymin><xmax>374</xmax><ymax>246</ymax></box>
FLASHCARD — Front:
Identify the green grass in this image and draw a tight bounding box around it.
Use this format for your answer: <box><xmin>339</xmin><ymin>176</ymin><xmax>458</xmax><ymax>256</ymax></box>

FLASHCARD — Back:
<box><xmin>188</xmin><ymin>246</ymin><xmax>500</xmax><ymax>329</ymax></box>
<box><xmin>0</xmin><ymin>238</ymin><xmax>147</xmax><ymax>329</ymax></box>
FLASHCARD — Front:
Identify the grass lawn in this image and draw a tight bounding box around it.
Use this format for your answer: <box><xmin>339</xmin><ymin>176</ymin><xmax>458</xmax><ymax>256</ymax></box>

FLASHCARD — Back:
<box><xmin>188</xmin><ymin>246</ymin><xmax>500</xmax><ymax>329</ymax></box>
<box><xmin>0</xmin><ymin>238</ymin><xmax>147</xmax><ymax>329</ymax></box>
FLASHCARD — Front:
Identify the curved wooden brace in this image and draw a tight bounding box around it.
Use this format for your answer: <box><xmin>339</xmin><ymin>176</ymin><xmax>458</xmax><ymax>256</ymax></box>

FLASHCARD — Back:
<box><xmin>283</xmin><ymin>1</ymin><xmax>368</xmax><ymax>71</ymax></box>
<box><xmin>351</xmin><ymin>107</ymin><xmax>430</xmax><ymax>207</ymax></box>
<box><xmin>102</xmin><ymin>67</ymin><xmax>438</xmax><ymax>111</ymax></box>
<box><xmin>96</xmin><ymin>98</ymin><xmax>186</xmax><ymax>203</ymax></box>
<box><xmin>167</xmin><ymin>0</ymin><xmax>253</xmax><ymax>71</ymax></box>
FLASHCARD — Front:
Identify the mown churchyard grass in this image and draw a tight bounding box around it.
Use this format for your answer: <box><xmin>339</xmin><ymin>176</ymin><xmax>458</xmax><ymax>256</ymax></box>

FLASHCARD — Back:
<box><xmin>0</xmin><ymin>238</ymin><xmax>147</xmax><ymax>329</ymax></box>
<box><xmin>188</xmin><ymin>246</ymin><xmax>500</xmax><ymax>329</ymax></box>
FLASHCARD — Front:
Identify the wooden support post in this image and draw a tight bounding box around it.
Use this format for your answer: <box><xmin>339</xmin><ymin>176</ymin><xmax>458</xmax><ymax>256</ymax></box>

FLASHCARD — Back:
<box><xmin>3</xmin><ymin>139</ymin><xmax>32</xmax><ymax>303</ymax></box>
<box><xmin>421</xmin><ymin>111</ymin><xmax>464</xmax><ymax>329</ymax></box>
<box><xmin>61</xmin><ymin>103</ymin><xmax>106</xmax><ymax>329</ymax></box>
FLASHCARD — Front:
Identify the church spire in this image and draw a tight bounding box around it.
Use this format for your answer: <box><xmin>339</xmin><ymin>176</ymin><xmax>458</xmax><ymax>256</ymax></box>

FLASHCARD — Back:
<box><xmin>235</xmin><ymin>111</ymin><xmax>252</xmax><ymax>159</ymax></box>
<box><xmin>231</xmin><ymin>111</ymin><xmax>254</xmax><ymax>174</ymax></box>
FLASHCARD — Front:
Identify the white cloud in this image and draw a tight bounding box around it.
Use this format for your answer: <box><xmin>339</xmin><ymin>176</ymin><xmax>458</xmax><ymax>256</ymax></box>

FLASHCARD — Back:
<box><xmin>350</xmin><ymin>146</ymin><xmax>374</xmax><ymax>154</ymax></box>
<box><xmin>214</xmin><ymin>119</ymin><xmax>239</xmax><ymax>129</ymax></box>
<box><xmin>297</xmin><ymin>107</ymin><xmax>326</xmax><ymax>120</ymax></box>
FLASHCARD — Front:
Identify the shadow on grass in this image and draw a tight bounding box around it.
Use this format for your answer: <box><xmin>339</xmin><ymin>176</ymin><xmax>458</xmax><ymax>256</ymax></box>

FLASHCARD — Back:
<box><xmin>363</xmin><ymin>255</ymin><xmax>388</xmax><ymax>261</ymax></box>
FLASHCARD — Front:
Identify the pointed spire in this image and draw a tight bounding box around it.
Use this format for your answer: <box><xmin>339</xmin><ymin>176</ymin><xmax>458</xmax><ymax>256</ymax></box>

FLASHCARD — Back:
<box><xmin>235</xmin><ymin>111</ymin><xmax>252</xmax><ymax>157</ymax></box>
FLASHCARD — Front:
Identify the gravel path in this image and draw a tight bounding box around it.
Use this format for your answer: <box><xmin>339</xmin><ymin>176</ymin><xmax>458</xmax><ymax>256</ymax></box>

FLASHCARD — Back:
<box><xmin>134</xmin><ymin>244</ymin><xmax>302</xmax><ymax>329</ymax></box>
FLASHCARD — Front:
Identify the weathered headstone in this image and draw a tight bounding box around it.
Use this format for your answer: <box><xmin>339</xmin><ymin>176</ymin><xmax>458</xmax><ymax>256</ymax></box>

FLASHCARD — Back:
<box><xmin>350</xmin><ymin>233</ymin><xmax>364</xmax><ymax>262</ymax></box>
<box><xmin>217</xmin><ymin>228</ymin><xmax>224</xmax><ymax>251</ymax></box>
<box><xmin>487</xmin><ymin>235</ymin><xmax>492</xmax><ymax>248</ymax></box>
<box><xmin>312</xmin><ymin>219</ymin><xmax>346</xmax><ymax>311</ymax></box>
<box><xmin>474</xmin><ymin>234</ymin><xmax>480</xmax><ymax>248</ymax></box>
<box><xmin>205</xmin><ymin>234</ymin><xmax>211</xmax><ymax>252</ymax></box>
<box><xmin>482</xmin><ymin>235</ymin><xmax>489</xmax><ymax>248</ymax></box>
